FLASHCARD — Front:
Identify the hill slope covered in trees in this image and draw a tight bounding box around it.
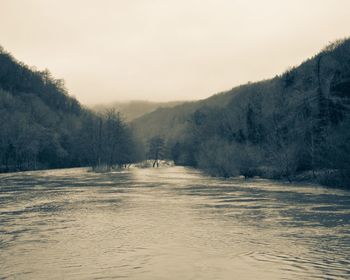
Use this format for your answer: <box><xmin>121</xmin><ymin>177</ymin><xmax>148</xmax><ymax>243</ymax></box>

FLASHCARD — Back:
<box><xmin>0</xmin><ymin>47</ymin><xmax>139</xmax><ymax>172</ymax></box>
<box><xmin>132</xmin><ymin>39</ymin><xmax>350</xmax><ymax>187</ymax></box>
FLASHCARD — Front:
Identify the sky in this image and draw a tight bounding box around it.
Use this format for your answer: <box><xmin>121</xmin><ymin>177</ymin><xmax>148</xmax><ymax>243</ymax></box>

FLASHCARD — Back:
<box><xmin>0</xmin><ymin>0</ymin><xmax>349</xmax><ymax>104</ymax></box>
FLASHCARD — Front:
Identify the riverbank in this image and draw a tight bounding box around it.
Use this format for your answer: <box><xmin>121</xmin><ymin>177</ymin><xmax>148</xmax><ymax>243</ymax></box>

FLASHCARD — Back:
<box><xmin>1</xmin><ymin>161</ymin><xmax>348</xmax><ymax>190</ymax></box>
<box><xmin>196</xmin><ymin>165</ymin><xmax>350</xmax><ymax>190</ymax></box>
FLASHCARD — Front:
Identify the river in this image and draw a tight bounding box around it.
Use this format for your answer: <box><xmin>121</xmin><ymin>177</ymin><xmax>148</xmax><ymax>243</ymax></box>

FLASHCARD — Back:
<box><xmin>0</xmin><ymin>166</ymin><xmax>349</xmax><ymax>279</ymax></box>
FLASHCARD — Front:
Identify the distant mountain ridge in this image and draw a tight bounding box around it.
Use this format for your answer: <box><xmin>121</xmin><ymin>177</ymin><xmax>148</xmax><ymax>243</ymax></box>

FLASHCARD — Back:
<box><xmin>91</xmin><ymin>100</ymin><xmax>184</xmax><ymax>121</ymax></box>
<box><xmin>130</xmin><ymin>88</ymin><xmax>238</xmax><ymax>141</ymax></box>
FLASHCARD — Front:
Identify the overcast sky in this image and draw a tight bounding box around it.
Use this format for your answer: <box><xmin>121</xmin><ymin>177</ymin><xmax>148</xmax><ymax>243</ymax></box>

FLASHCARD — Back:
<box><xmin>1</xmin><ymin>0</ymin><xmax>349</xmax><ymax>104</ymax></box>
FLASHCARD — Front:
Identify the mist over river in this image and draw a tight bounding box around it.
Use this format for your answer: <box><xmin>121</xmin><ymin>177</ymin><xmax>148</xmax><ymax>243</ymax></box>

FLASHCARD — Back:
<box><xmin>0</xmin><ymin>167</ymin><xmax>349</xmax><ymax>279</ymax></box>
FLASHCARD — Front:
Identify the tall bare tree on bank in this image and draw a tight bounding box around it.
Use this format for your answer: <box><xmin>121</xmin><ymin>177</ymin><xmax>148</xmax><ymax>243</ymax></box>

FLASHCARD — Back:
<box><xmin>148</xmin><ymin>136</ymin><xmax>164</xmax><ymax>167</ymax></box>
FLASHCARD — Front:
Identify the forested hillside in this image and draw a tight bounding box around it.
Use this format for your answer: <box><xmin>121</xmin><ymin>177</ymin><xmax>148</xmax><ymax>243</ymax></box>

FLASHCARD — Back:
<box><xmin>0</xmin><ymin>47</ymin><xmax>139</xmax><ymax>172</ymax></box>
<box><xmin>131</xmin><ymin>88</ymin><xmax>236</xmax><ymax>142</ymax></box>
<box><xmin>132</xmin><ymin>39</ymin><xmax>350</xmax><ymax>187</ymax></box>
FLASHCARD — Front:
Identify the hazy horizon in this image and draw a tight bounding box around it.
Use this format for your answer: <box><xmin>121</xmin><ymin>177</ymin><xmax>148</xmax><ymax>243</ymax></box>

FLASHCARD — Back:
<box><xmin>1</xmin><ymin>0</ymin><xmax>350</xmax><ymax>104</ymax></box>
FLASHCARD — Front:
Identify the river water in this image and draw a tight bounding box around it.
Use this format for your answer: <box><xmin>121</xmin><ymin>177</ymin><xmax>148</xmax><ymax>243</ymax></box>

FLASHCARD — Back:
<box><xmin>0</xmin><ymin>167</ymin><xmax>349</xmax><ymax>279</ymax></box>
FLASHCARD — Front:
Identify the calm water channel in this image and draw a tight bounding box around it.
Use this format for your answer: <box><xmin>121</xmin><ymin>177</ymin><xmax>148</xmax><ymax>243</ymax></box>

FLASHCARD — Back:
<box><xmin>0</xmin><ymin>166</ymin><xmax>349</xmax><ymax>279</ymax></box>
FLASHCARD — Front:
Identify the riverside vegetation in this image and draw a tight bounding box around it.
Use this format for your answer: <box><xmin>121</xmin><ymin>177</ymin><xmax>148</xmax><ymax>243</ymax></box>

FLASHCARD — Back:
<box><xmin>1</xmin><ymin>39</ymin><xmax>350</xmax><ymax>188</ymax></box>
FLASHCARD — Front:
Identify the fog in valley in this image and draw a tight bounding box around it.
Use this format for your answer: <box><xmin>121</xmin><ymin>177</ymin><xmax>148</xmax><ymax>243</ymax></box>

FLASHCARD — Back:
<box><xmin>1</xmin><ymin>1</ymin><xmax>350</xmax><ymax>279</ymax></box>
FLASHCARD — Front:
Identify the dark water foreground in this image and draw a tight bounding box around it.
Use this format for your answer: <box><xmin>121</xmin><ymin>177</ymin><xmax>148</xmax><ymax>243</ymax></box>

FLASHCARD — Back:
<box><xmin>0</xmin><ymin>167</ymin><xmax>349</xmax><ymax>280</ymax></box>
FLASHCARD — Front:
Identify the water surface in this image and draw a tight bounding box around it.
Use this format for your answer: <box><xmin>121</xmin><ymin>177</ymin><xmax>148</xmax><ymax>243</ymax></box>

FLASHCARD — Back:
<box><xmin>0</xmin><ymin>167</ymin><xmax>350</xmax><ymax>279</ymax></box>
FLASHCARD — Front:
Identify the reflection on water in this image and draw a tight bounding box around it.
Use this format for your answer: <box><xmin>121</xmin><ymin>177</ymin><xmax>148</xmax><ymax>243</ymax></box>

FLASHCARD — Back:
<box><xmin>0</xmin><ymin>167</ymin><xmax>349</xmax><ymax>279</ymax></box>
